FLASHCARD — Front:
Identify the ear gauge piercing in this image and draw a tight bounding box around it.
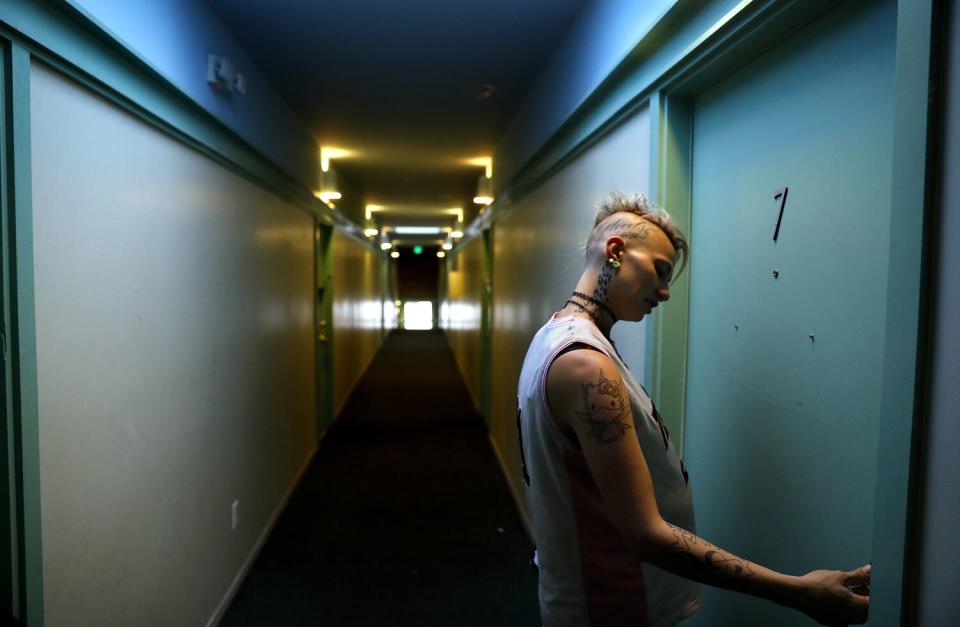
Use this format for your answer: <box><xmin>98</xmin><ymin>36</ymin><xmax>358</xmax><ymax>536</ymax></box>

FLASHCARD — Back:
<box><xmin>607</xmin><ymin>256</ymin><xmax>621</xmax><ymax>269</ymax></box>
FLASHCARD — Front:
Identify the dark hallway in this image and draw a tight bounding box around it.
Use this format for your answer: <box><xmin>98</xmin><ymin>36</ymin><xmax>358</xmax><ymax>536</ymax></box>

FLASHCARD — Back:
<box><xmin>3</xmin><ymin>2</ymin><xmax>956</xmax><ymax>626</ymax></box>
<box><xmin>221</xmin><ymin>331</ymin><xmax>539</xmax><ymax>626</ymax></box>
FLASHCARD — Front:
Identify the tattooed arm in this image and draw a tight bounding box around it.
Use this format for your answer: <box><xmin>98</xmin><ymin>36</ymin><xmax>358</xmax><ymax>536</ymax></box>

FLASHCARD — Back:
<box><xmin>546</xmin><ymin>348</ymin><xmax>870</xmax><ymax>625</ymax></box>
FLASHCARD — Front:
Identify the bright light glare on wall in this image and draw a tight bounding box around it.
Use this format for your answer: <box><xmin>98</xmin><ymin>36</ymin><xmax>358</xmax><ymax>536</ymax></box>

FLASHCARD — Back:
<box><xmin>403</xmin><ymin>301</ymin><xmax>434</xmax><ymax>330</ymax></box>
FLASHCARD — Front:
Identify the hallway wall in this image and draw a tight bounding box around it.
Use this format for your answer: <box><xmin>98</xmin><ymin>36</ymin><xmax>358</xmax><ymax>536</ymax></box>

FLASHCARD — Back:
<box><xmin>495</xmin><ymin>0</ymin><xmax>674</xmax><ymax>185</ymax></box>
<box><xmin>443</xmin><ymin>235</ymin><xmax>485</xmax><ymax>413</ymax></box>
<box><xmin>69</xmin><ymin>0</ymin><xmax>317</xmax><ymax>188</ymax></box>
<box><xmin>30</xmin><ymin>61</ymin><xmax>316</xmax><ymax>626</ymax></box>
<box><xmin>485</xmin><ymin>107</ymin><xmax>651</xmax><ymax>525</ymax></box>
<box><xmin>331</xmin><ymin>231</ymin><xmax>385</xmax><ymax>418</ymax></box>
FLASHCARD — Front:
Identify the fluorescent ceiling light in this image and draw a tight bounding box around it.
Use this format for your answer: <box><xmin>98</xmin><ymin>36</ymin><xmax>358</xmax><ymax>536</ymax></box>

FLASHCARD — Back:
<box><xmin>390</xmin><ymin>251</ymin><xmax>400</xmax><ymax>259</ymax></box>
<box><xmin>394</xmin><ymin>226</ymin><xmax>441</xmax><ymax>235</ymax></box>
<box><xmin>364</xmin><ymin>228</ymin><xmax>379</xmax><ymax>237</ymax></box>
<box><xmin>436</xmin><ymin>251</ymin><xmax>446</xmax><ymax>258</ymax></box>
<box><xmin>380</xmin><ymin>242</ymin><xmax>393</xmax><ymax>250</ymax></box>
<box><xmin>442</xmin><ymin>242</ymin><xmax>453</xmax><ymax>251</ymax></box>
<box><xmin>450</xmin><ymin>230</ymin><xmax>464</xmax><ymax>239</ymax></box>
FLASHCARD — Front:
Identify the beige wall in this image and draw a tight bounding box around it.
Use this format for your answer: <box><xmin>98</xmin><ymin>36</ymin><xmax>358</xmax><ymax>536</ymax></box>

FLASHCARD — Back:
<box><xmin>332</xmin><ymin>230</ymin><xmax>385</xmax><ymax>417</ymax></box>
<box><xmin>443</xmin><ymin>235</ymin><xmax>485</xmax><ymax>412</ymax></box>
<box><xmin>488</xmin><ymin>106</ymin><xmax>652</xmax><ymax>524</ymax></box>
<box><xmin>30</xmin><ymin>63</ymin><xmax>316</xmax><ymax>626</ymax></box>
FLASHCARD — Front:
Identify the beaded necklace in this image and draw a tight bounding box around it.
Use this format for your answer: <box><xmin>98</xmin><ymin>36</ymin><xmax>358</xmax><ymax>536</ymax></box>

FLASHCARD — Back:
<box><xmin>561</xmin><ymin>297</ymin><xmax>626</xmax><ymax>364</ymax></box>
<box><xmin>571</xmin><ymin>290</ymin><xmax>618</xmax><ymax>322</ymax></box>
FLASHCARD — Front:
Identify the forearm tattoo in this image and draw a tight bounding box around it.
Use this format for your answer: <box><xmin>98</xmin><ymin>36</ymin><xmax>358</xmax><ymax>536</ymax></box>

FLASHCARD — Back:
<box><xmin>666</xmin><ymin>523</ymin><xmax>755</xmax><ymax>587</ymax></box>
<box><xmin>575</xmin><ymin>370</ymin><xmax>632</xmax><ymax>443</ymax></box>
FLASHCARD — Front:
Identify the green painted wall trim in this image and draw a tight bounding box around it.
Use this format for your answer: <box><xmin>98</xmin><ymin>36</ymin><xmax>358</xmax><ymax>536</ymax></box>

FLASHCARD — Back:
<box><xmin>2</xmin><ymin>41</ymin><xmax>42</xmax><ymax>627</ymax></box>
<box><xmin>0</xmin><ymin>0</ymin><xmax>375</xmax><ymax>242</ymax></box>
<box><xmin>644</xmin><ymin>92</ymin><xmax>692</xmax><ymax>451</ymax></box>
<box><xmin>0</xmin><ymin>39</ymin><xmax>16</xmax><ymax>624</ymax></box>
<box><xmin>870</xmin><ymin>0</ymin><xmax>937</xmax><ymax>623</ymax></box>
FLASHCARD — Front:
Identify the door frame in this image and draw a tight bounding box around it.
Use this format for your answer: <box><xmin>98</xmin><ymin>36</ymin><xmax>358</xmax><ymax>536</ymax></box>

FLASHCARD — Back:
<box><xmin>479</xmin><ymin>226</ymin><xmax>494</xmax><ymax>423</ymax></box>
<box><xmin>1</xmin><ymin>38</ymin><xmax>43</xmax><ymax>627</ymax></box>
<box><xmin>315</xmin><ymin>221</ymin><xmax>335</xmax><ymax>438</ymax></box>
<box><xmin>646</xmin><ymin>0</ymin><xmax>937</xmax><ymax>623</ymax></box>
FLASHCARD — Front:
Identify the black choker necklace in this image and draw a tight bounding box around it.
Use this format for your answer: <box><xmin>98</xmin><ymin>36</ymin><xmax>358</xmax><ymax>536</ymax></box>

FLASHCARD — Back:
<box><xmin>571</xmin><ymin>291</ymin><xmax>618</xmax><ymax>322</ymax></box>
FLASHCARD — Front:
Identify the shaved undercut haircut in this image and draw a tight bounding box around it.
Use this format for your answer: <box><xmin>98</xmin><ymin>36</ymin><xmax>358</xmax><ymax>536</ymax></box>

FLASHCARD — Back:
<box><xmin>586</xmin><ymin>192</ymin><xmax>689</xmax><ymax>279</ymax></box>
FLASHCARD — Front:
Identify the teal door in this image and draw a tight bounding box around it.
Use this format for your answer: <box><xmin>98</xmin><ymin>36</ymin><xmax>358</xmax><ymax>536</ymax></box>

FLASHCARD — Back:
<box><xmin>682</xmin><ymin>0</ymin><xmax>896</xmax><ymax>624</ymax></box>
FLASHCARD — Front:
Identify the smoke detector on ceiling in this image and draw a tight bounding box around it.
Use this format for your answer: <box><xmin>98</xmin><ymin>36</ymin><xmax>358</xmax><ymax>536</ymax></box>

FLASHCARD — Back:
<box><xmin>465</xmin><ymin>83</ymin><xmax>496</xmax><ymax>101</ymax></box>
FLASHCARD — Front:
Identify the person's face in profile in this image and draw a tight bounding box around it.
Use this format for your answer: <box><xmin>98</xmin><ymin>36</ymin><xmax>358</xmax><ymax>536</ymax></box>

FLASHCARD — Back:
<box><xmin>609</xmin><ymin>226</ymin><xmax>676</xmax><ymax>322</ymax></box>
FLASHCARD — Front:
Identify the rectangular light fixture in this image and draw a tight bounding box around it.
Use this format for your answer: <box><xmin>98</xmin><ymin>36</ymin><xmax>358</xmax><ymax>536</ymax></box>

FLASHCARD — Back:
<box><xmin>393</xmin><ymin>226</ymin><xmax>441</xmax><ymax>235</ymax></box>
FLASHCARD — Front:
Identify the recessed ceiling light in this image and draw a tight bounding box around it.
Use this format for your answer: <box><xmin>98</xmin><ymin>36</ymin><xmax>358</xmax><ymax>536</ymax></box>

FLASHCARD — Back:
<box><xmin>464</xmin><ymin>157</ymin><xmax>492</xmax><ymax>179</ymax></box>
<box><xmin>320</xmin><ymin>146</ymin><xmax>354</xmax><ymax>172</ymax></box>
<box><xmin>465</xmin><ymin>83</ymin><xmax>496</xmax><ymax>101</ymax></box>
<box><xmin>315</xmin><ymin>191</ymin><xmax>341</xmax><ymax>202</ymax></box>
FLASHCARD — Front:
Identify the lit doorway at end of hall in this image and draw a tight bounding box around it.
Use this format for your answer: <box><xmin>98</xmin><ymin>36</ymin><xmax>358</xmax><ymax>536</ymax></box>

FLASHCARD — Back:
<box><xmin>401</xmin><ymin>300</ymin><xmax>434</xmax><ymax>330</ymax></box>
<box><xmin>395</xmin><ymin>244</ymin><xmax>440</xmax><ymax>331</ymax></box>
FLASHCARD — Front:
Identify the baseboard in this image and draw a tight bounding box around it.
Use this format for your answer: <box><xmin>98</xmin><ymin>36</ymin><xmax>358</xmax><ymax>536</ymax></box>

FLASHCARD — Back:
<box><xmin>205</xmin><ymin>445</ymin><xmax>319</xmax><ymax>627</ymax></box>
<box><xmin>487</xmin><ymin>432</ymin><xmax>532</xmax><ymax>539</ymax></box>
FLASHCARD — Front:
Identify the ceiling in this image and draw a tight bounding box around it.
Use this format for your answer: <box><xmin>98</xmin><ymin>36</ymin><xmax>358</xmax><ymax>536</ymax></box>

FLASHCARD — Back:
<box><xmin>207</xmin><ymin>0</ymin><xmax>586</xmax><ymax>245</ymax></box>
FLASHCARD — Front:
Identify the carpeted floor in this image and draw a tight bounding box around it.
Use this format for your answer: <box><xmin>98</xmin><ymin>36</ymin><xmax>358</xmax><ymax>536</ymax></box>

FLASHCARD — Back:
<box><xmin>221</xmin><ymin>330</ymin><xmax>540</xmax><ymax>626</ymax></box>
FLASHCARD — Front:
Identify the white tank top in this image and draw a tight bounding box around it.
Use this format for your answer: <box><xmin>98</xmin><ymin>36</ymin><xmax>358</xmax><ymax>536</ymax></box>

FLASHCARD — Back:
<box><xmin>517</xmin><ymin>313</ymin><xmax>701</xmax><ymax>627</ymax></box>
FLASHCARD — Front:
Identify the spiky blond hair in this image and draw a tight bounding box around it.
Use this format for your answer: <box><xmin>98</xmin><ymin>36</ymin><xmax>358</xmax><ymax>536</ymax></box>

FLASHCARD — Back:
<box><xmin>585</xmin><ymin>192</ymin><xmax>688</xmax><ymax>278</ymax></box>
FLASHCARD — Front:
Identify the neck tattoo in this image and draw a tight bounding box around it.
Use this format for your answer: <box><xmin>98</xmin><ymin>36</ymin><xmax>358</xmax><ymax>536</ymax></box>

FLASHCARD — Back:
<box><xmin>571</xmin><ymin>290</ymin><xmax>618</xmax><ymax>323</ymax></box>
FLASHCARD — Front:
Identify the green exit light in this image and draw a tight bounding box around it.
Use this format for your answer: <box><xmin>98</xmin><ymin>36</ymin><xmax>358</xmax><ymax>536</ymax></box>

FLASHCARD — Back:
<box><xmin>413</xmin><ymin>245</ymin><xmax>423</xmax><ymax>255</ymax></box>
